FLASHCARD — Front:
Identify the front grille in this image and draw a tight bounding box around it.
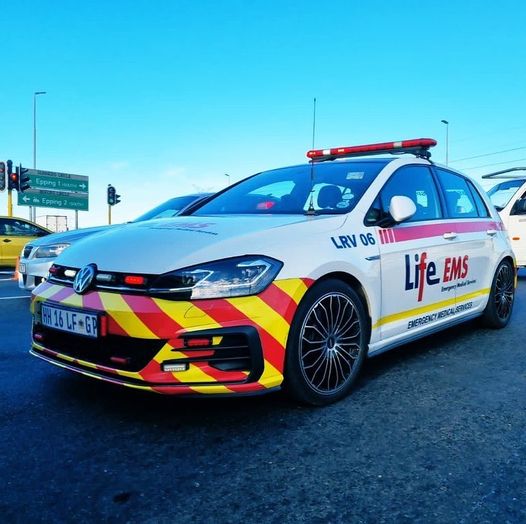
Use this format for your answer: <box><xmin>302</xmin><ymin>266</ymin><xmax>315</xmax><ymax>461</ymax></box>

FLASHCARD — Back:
<box><xmin>47</xmin><ymin>264</ymin><xmax>154</xmax><ymax>294</ymax></box>
<box><xmin>23</xmin><ymin>245</ymin><xmax>33</xmax><ymax>259</ymax></box>
<box><xmin>33</xmin><ymin>326</ymin><xmax>166</xmax><ymax>372</ymax></box>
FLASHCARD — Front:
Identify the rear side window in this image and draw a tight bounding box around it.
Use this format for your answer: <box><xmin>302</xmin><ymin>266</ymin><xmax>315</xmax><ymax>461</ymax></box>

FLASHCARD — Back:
<box><xmin>466</xmin><ymin>180</ymin><xmax>490</xmax><ymax>218</ymax></box>
<box><xmin>435</xmin><ymin>168</ymin><xmax>479</xmax><ymax>219</ymax></box>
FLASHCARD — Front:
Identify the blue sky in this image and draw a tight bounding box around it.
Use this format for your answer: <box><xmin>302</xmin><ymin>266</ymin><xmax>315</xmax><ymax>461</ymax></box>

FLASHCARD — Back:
<box><xmin>1</xmin><ymin>0</ymin><xmax>526</xmax><ymax>227</ymax></box>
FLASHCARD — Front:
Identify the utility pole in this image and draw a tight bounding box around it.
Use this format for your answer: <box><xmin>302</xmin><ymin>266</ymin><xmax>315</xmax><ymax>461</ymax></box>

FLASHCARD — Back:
<box><xmin>441</xmin><ymin>119</ymin><xmax>449</xmax><ymax>166</ymax></box>
<box><xmin>33</xmin><ymin>91</ymin><xmax>47</xmax><ymax>221</ymax></box>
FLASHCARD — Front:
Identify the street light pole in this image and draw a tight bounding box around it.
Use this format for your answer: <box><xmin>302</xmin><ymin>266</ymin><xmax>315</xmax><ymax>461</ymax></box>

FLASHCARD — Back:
<box><xmin>441</xmin><ymin>119</ymin><xmax>449</xmax><ymax>166</ymax></box>
<box><xmin>33</xmin><ymin>91</ymin><xmax>47</xmax><ymax>222</ymax></box>
<box><xmin>225</xmin><ymin>173</ymin><xmax>230</xmax><ymax>186</ymax></box>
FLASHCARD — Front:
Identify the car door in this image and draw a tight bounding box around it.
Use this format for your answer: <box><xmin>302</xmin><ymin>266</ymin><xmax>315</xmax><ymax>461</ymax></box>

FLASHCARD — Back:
<box><xmin>0</xmin><ymin>218</ymin><xmax>16</xmax><ymax>266</ymax></box>
<box><xmin>507</xmin><ymin>189</ymin><xmax>526</xmax><ymax>265</ymax></box>
<box><xmin>365</xmin><ymin>165</ymin><xmax>457</xmax><ymax>343</ymax></box>
<box><xmin>433</xmin><ymin>168</ymin><xmax>495</xmax><ymax>314</ymax></box>
<box><xmin>0</xmin><ymin>218</ymin><xmax>48</xmax><ymax>266</ymax></box>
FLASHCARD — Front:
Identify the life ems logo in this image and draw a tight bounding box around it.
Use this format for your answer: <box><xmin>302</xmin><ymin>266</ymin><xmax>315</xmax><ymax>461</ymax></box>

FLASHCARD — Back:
<box><xmin>405</xmin><ymin>252</ymin><xmax>469</xmax><ymax>302</ymax></box>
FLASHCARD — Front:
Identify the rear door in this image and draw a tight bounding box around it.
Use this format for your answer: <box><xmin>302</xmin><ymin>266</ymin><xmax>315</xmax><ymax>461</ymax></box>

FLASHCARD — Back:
<box><xmin>434</xmin><ymin>168</ymin><xmax>495</xmax><ymax>314</ymax></box>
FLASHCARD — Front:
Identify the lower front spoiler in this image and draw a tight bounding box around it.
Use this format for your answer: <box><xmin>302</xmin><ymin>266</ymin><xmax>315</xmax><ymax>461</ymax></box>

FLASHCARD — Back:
<box><xmin>30</xmin><ymin>349</ymin><xmax>280</xmax><ymax>397</ymax></box>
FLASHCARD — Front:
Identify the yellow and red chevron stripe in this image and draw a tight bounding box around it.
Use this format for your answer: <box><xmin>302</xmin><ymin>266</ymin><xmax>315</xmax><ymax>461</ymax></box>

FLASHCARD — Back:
<box><xmin>31</xmin><ymin>278</ymin><xmax>313</xmax><ymax>395</ymax></box>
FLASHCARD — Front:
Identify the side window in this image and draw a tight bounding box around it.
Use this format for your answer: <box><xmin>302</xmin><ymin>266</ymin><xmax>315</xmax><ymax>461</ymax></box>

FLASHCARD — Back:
<box><xmin>6</xmin><ymin>220</ymin><xmax>44</xmax><ymax>236</ymax></box>
<box><xmin>435</xmin><ymin>168</ymin><xmax>479</xmax><ymax>219</ymax></box>
<box><xmin>511</xmin><ymin>191</ymin><xmax>526</xmax><ymax>216</ymax></box>
<box><xmin>366</xmin><ymin>165</ymin><xmax>442</xmax><ymax>224</ymax></box>
<box><xmin>466</xmin><ymin>180</ymin><xmax>490</xmax><ymax>218</ymax></box>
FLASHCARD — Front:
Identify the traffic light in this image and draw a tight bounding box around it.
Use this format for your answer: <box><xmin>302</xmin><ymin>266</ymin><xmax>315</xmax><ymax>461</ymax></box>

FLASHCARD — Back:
<box><xmin>19</xmin><ymin>165</ymin><xmax>31</xmax><ymax>192</ymax></box>
<box><xmin>107</xmin><ymin>184</ymin><xmax>121</xmax><ymax>206</ymax></box>
<box><xmin>0</xmin><ymin>161</ymin><xmax>5</xmax><ymax>192</ymax></box>
<box><xmin>7</xmin><ymin>166</ymin><xmax>19</xmax><ymax>191</ymax></box>
<box><xmin>107</xmin><ymin>184</ymin><xmax>116</xmax><ymax>205</ymax></box>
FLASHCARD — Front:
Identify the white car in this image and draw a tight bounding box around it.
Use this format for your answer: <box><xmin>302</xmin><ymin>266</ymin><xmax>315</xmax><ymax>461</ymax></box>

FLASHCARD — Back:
<box><xmin>30</xmin><ymin>139</ymin><xmax>516</xmax><ymax>405</ymax></box>
<box><xmin>484</xmin><ymin>168</ymin><xmax>526</xmax><ymax>267</ymax></box>
<box><xmin>19</xmin><ymin>193</ymin><xmax>211</xmax><ymax>290</ymax></box>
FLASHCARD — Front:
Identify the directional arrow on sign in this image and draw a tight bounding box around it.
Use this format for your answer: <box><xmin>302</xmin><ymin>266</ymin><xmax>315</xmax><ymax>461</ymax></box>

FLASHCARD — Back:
<box><xmin>17</xmin><ymin>189</ymin><xmax>89</xmax><ymax>210</ymax></box>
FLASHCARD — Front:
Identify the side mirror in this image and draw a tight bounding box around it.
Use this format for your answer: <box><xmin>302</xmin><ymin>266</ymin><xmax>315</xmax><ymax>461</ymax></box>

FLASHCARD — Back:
<box><xmin>389</xmin><ymin>196</ymin><xmax>416</xmax><ymax>223</ymax></box>
<box><xmin>511</xmin><ymin>199</ymin><xmax>526</xmax><ymax>215</ymax></box>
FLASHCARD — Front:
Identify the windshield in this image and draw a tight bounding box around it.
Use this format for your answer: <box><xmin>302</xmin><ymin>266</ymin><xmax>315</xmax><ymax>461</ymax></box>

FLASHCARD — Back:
<box><xmin>133</xmin><ymin>195</ymin><xmax>203</xmax><ymax>222</ymax></box>
<box><xmin>487</xmin><ymin>179</ymin><xmax>526</xmax><ymax>210</ymax></box>
<box><xmin>193</xmin><ymin>161</ymin><xmax>387</xmax><ymax>216</ymax></box>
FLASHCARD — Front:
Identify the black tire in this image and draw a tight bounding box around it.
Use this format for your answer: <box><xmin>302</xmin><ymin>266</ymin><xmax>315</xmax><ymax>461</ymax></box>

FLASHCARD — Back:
<box><xmin>284</xmin><ymin>279</ymin><xmax>368</xmax><ymax>406</ymax></box>
<box><xmin>481</xmin><ymin>259</ymin><xmax>515</xmax><ymax>329</ymax></box>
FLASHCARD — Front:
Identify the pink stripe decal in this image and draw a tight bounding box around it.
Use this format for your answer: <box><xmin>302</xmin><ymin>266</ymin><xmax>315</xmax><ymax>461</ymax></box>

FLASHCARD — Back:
<box><xmin>392</xmin><ymin>221</ymin><xmax>500</xmax><ymax>244</ymax></box>
<box><xmin>49</xmin><ymin>286</ymin><xmax>76</xmax><ymax>303</ymax></box>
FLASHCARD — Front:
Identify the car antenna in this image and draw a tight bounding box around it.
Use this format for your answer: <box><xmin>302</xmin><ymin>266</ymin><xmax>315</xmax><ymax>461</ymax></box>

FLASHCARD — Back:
<box><xmin>306</xmin><ymin>97</ymin><xmax>317</xmax><ymax>215</ymax></box>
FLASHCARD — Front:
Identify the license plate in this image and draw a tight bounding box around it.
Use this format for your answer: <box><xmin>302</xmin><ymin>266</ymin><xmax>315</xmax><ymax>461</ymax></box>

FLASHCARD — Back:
<box><xmin>19</xmin><ymin>263</ymin><xmax>26</xmax><ymax>274</ymax></box>
<box><xmin>41</xmin><ymin>304</ymin><xmax>99</xmax><ymax>338</ymax></box>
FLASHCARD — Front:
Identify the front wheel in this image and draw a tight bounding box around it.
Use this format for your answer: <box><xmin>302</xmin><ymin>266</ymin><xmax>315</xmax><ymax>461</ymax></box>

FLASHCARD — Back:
<box><xmin>284</xmin><ymin>279</ymin><xmax>368</xmax><ymax>406</ymax></box>
<box><xmin>481</xmin><ymin>259</ymin><xmax>515</xmax><ymax>329</ymax></box>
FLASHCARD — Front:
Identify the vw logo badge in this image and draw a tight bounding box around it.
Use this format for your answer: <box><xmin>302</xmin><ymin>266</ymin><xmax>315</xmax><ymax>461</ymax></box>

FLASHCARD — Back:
<box><xmin>73</xmin><ymin>264</ymin><xmax>96</xmax><ymax>295</ymax></box>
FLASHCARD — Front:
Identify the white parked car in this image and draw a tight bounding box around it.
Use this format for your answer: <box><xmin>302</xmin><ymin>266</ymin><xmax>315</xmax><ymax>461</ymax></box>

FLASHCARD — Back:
<box><xmin>484</xmin><ymin>167</ymin><xmax>526</xmax><ymax>267</ymax></box>
<box><xmin>19</xmin><ymin>193</ymin><xmax>211</xmax><ymax>290</ymax></box>
<box><xmin>30</xmin><ymin>139</ymin><xmax>516</xmax><ymax>405</ymax></box>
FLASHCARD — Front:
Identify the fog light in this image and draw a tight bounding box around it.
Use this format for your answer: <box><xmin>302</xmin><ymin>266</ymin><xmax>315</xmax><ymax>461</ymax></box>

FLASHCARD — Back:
<box><xmin>184</xmin><ymin>337</ymin><xmax>212</xmax><ymax>348</ymax></box>
<box><xmin>162</xmin><ymin>362</ymin><xmax>189</xmax><ymax>372</ymax></box>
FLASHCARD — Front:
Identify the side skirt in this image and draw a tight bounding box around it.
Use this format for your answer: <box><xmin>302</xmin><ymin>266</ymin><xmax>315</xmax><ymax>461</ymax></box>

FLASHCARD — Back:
<box><xmin>367</xmin><ymin>311</ymin><xmax>483</xmax><ymax>358</ymax></box>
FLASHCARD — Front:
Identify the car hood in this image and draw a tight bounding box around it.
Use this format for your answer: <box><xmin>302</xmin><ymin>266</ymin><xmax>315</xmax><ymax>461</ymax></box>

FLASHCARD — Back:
<box><xmin>56</xmin><ymin>214</ymin><xmax>348</xmax><ymax>274</ymax></box>
<box><xmin>27</xmin><ymin>225</ymin><xmax>118</xmax><ymax>247</ymax></box>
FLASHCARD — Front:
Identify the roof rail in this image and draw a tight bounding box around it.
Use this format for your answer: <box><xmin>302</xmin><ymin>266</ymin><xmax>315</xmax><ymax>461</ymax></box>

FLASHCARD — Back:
<box><xmin>306</xmin><ymin>138</ymin><xmax>437</xmax><ymax>163</ymax></box>
<box><xmin>482</xmin><ymin>167</ymin><xmax>526</xmax><ymax>179</ymax></box>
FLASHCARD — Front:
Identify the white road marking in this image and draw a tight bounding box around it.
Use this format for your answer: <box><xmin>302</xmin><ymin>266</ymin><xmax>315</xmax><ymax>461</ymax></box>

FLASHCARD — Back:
<box><xmin>0</xmin><ymin>296</ymin><xmax>31</xmax><ymax>300</ymax></box>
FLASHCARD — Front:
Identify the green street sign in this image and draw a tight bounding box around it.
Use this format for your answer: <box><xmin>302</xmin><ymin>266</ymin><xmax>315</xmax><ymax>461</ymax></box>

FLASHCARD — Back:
<box><xmin>18</xmin><ymin>189</ymin><xmax>89</xmax><ymax>211</ymax></box>
<box><xmin>25</xmin><ymin>169</ymin><xmax>89</xmax><ymax>194</ymax></box>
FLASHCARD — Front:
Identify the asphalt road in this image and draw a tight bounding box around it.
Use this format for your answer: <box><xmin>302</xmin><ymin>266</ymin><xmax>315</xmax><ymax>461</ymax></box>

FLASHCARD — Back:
<box><xmin>1</xmin><ymin>273</ymin><xmax>525</xmax><ymax>523</ymax></box>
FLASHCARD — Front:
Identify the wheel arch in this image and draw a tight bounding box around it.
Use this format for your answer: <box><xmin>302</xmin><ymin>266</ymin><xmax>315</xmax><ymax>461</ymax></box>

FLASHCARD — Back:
<box><xmin>314</xmin><ymin>271</ymin><xmax>372</xmax><ymax>340</ymax></box>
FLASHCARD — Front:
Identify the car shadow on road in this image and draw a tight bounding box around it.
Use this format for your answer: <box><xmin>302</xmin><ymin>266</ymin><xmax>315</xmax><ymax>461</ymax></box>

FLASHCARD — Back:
<box><xmin>45</xmin><ymin>321</ymin><xmax>481</xmax><ymax>427</ymax></box>
<box><xmin>45</xmin><ymin>275</ymin><xmax>524</xmax><ymax>427</ymax></box>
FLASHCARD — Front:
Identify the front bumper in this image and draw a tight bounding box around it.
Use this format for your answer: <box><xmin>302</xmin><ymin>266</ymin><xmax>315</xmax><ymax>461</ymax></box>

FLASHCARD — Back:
<box><xmin>31</xmin><ymin>278</ymin><xmax>311</xmax><ymax>396</ymax></box>
<box><xmin>18</xmin><ymin>257</ymin><xmax>54</xmax><ymax>290</ymax></box>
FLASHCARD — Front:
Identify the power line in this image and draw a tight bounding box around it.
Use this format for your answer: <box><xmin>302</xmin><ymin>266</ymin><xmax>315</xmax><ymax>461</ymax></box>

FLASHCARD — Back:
<box><xmin>462</xmin><ymin>157</ymin><xmax>526</xmax><ymax>170</ymax></box>
<box><xmin>450</xmin><ymin>145</ymin><xmax>526</xmax><ymax>163</ymax></box>
<box><xmin>453</xmin><ymin>125</ymin><xmax>526</xmax><ymax>144</ymax></box>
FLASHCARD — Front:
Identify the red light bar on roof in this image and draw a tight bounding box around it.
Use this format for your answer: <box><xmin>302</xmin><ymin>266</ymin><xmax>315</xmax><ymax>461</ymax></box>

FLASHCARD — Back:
<box><xmin>306</xmin><ymin>138</ymin><xmax>437</xmax><ymax>162</ymax></box>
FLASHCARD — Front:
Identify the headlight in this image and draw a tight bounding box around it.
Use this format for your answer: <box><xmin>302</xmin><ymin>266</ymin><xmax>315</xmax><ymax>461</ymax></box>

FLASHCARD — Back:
<box><xmin>149</xmin><ymin>256</ymin><xmax>283</xmax><ymax>300</ymax></box>
<box><xmin>34</xmin><ymin>243</ymin><xmax>70</xmax><ymax>259</ymax></box>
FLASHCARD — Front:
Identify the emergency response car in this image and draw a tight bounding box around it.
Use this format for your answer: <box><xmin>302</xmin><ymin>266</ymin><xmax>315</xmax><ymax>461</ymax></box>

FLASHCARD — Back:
<box><xmin>484</xmin><ymin>168</ymin><xmax>526</xmax><ymax>267</ymax></box>
<box><xmin>30</xmin><ymin>139</ymin><xmax>516</xmax><ymax>405</ymax></box>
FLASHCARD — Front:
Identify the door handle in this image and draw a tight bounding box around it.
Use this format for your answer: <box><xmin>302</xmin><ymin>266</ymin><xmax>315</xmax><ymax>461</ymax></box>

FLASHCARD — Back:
<box><xmin>2</xmin><ymin>239</ymin><xmax>12</xmax><ymax>243</ymax></box>
<box><xmin>486</xmin><ymin>229</ymin><xmax>497</xmax><ymax>236</ymax></box>
<box><xmin>443</xmin><ymin>232</ymin><xmax>457</xmax><ymax>240</ymax></box>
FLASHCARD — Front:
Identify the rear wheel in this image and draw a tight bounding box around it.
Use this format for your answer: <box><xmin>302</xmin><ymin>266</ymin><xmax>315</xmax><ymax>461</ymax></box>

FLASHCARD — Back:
<box><xmin>285</xmin><ymin>279</ymin><xmax>368</xmax><ymax>406</ymax></box>
<box><xmin>481</xmin><ymin>259</ymin><xmax>515</xmax><ymax>328</ymax></box>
